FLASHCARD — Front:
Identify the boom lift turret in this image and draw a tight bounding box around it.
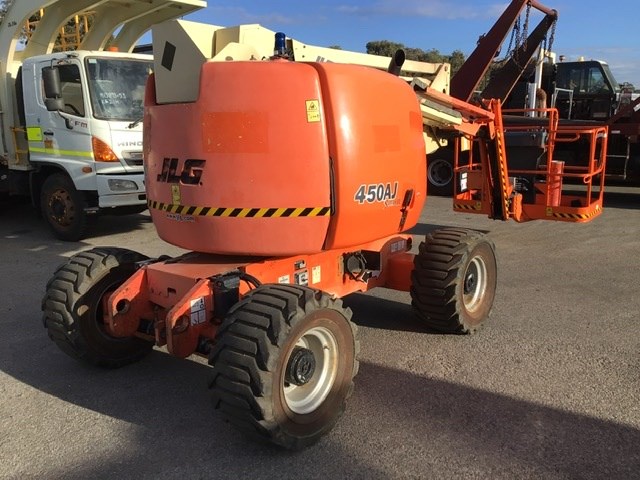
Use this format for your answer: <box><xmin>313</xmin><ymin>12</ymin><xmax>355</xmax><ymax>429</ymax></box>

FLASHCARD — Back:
<box><xmin>42</xmin><ymin>2</ymin><xmax>606</xmax><ymax>450</ymax></box>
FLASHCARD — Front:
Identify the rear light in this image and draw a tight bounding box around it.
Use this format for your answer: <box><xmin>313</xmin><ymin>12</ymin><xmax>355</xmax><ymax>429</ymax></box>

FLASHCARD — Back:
<box><xmin>92</xmin><ymin>136</ymin><xmax>119</xmax><ymax>162</ymax></box>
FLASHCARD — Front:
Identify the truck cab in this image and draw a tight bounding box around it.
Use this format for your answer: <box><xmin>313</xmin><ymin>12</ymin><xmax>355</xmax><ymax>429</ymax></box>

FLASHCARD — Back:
<box><xmin>0</xmin><ymin>0</ymin><xmax>205</xmax><ymax>240</ymax></box>
<box><xmin>553</xmin><ymin>60</ymin><xmax>619</xmax><ymax>121</ymax></box>
<box><xmin>21</xmin><ymin>51</ymin><xmax>151</xmax><ymax>224</ymax></box>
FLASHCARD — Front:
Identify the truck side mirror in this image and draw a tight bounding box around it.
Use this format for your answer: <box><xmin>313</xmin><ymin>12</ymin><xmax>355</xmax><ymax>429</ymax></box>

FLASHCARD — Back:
<box><xmin>43</xmin><ymin>66</ymin><xmax>65</xmax><ymax>112</ymax></box>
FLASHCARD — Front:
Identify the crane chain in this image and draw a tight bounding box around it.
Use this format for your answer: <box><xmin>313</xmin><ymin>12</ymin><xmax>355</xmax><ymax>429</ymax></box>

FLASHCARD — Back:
<box><xmin>522</xmin><ymin>1</ymin><xmax>531</xmax><ymax>55</ymax></box>
<box><xmin>547</xmin><ymin>17</ymin><xmax>557</xmax><ymax>55</ymax></box>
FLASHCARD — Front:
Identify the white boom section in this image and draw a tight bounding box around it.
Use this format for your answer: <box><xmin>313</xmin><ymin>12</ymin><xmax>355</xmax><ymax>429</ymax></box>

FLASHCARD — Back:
<box><xmin>152</xmin><ymin>20</ymin><xmax>453</xmax><ymax>152</ymax></box>
<box><xmin>152</xmin><ymin>21</ymin><xmax>451</xmax><ymax>103</ymax></box>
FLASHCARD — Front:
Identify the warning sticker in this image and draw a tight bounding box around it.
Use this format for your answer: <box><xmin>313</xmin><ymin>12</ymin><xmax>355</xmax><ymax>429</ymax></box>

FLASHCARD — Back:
<box><xmin>390</xmin><ymin>240</ymin><xmax>406</xmax><ymax>253</ymax></box>
<box><xmin>190</xmin><ymin>297</ymin><xmax>206</xmax><ymax>325</ymax></box>
<box><xmin>171</xmin><ymin>184</ymin><xmax>181</xmax><ymax>204</ymax></box>
<box><xmin>306</xmin><ymin>100</ymin><xmax>321</xmax><ymax>123</ymax></box>
<box><xmin>311</xmin><ymin>266</ymin><xmax>321</xmax><ymax>284</ymax></box>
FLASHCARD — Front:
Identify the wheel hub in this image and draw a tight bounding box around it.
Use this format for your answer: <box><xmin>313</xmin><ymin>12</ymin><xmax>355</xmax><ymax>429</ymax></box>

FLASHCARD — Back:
<box><xmin>285</xmin><ymin>346</ymin><xmax>316</xmax><ymax>386</ymax></box>
<box><xmin>48</xmin><ymin>189</ymin><xmax>74</xmax><ymax>225</ymax></box>
<box><xmin>283</xmin><ymin>325</ymin><xmax>339</xmax><ymax>415</ymax></box>
<box><xmin>464</xmin><ymin>272</ymin><xmax>477</xmax><ymax>293</ymax></box>
<box><xmin>462</xmin><ymin>257</ymin><xmax>487</xmax><ymax>312</ymax></box>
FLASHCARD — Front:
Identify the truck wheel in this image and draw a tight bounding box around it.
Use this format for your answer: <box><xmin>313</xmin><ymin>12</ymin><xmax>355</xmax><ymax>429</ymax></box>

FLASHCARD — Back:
<box><xmin>410</xmin><ymin>228</ymin><xmax>497</xmax><ymax>333</ymax></box>
<box><xmin>427</xmin><ymin>148</ymin><xmax>454</xmax><ymax>196</ymax></box>
<box><xmin>209</xmin><ymin>284</ymin><xmax>359</xmax><ymax>450</ymax></box>
<box><xmin>40</xmin><ymin>173</ymin><xmax>88</xmax><ymax>241</ymax></box>
<box><xmin>42</xmin><ymin>247</ymin><xmax>153</xmax><ymax>368</ymax></box>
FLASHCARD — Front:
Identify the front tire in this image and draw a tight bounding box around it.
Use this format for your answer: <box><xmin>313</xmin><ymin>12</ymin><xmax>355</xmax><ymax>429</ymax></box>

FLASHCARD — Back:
<box><xmin>209</xmin><ymin>285</ymin><xmax>359</xmax><ymax>450</ymax></box>
<box><xmin>42</xmin><ymin>247</ymin><xmax>153</xmax><ymax>368</ymax></box>
<box><xmin>410</xmin><ymin>228</ymin><xmax>497</xmax><ymax>333</ymax></box>
<box><xmin>40</xmin><ymin>173</ymin><xmax>88</xmax><ymax>241</ymax></box>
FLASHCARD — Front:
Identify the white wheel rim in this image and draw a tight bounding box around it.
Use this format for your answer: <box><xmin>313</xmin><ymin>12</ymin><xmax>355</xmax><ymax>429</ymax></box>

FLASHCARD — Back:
<box><xmin>283</xmin><ymin>326</ymin><xmax>338</xmax><ymax>415</ymax></box>
<box><xmin>463</xmin><ymin>256</ymin><xmax>488</xmax><ymax>312</ymax></box>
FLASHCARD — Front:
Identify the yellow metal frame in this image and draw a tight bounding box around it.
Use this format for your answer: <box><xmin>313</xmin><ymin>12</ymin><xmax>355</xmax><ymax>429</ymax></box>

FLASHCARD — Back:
<box><xmin>10</xmin><ymin>127</ymin><xmax>29</xmax><ymax>165</ymax></box>
<box><xmin>25</xmin><ymin>9</ymin><xmax>93</xmax><ymax>52</ymax></box>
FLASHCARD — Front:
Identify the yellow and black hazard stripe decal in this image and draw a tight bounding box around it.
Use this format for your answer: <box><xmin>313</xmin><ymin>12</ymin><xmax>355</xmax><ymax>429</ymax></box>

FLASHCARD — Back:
<box><xmin>148</xmin><ymin>200</ymin><xmax>331</xmax><ymax>218</ymax></box>
<box><xmin>546</xmin><ymin>205</ymin><xmax>600</xmax><ymax>221</ymax></box>
<box><xmin>550</xmin><ymin>211</ymin><xmax>599</xmax><ymax>221</ymax></box>
<box><xmin>454</xmin><ymin>202</ymin><xmax>482</xmax><ymax>211</ymax></box>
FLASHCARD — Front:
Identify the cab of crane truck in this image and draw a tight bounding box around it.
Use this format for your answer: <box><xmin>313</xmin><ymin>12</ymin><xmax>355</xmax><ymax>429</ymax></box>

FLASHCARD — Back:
<box><xmin>552</xmin><ymin>60</ymin><xmax>619</xmax><ymax>121</ymax></box>
<box><xmin>20</xmin><ymin>51</ymin><xmax>152</xmax><ymax>229</ymax></box>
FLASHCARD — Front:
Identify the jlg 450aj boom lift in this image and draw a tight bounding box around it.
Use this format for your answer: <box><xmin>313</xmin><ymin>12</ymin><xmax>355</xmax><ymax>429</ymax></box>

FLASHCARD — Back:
<box><xmin>42</xmin><ymin>15</ymin><xmax>606</xmax><ymax>449</ymax></box>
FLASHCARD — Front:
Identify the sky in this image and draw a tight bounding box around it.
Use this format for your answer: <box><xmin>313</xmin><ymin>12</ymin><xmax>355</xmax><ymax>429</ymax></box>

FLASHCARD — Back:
<box><xmin>177</xmin><ymin>0</ymin><xmax>640</xmax><ymax>88</ymax></box>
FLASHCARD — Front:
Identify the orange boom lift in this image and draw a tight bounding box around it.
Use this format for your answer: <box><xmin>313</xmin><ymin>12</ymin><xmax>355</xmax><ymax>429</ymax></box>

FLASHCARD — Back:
<box><xmin>42</xmin><ymin>5</ymin><xmax>606</xmax><ymax>450</ymax></box>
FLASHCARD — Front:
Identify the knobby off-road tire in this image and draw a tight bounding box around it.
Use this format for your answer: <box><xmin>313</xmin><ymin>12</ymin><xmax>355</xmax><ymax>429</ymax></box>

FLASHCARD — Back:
<box><xmin>40</xmin><ymin>173</ymin><xmax>88</xmax><ymax>242</ymax></box>
<box><xmin>209</xmin><ymin>284</ymin><xmax>359</xmax><ymax>450</ymax></box>
<box><xmin>410</xmin><ymin>228</ymin><xmax>497</xmax><ymax>334</ymax></box>
<box><xmin>42</xmin><ymin>247</ymin><xmax>153</xmax><ymax>368</ymax></box>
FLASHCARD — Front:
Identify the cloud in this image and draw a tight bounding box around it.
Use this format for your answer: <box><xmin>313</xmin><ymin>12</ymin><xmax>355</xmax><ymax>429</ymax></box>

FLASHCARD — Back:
<box><xmin>337</xmin><ymin>1</ymin><xmax>508</xmax><ymax>20</ymax></box>
<box><xmin>559</xmin><ymin>47</ymin><xmax>640</xmax><ymax>86</ymax></box>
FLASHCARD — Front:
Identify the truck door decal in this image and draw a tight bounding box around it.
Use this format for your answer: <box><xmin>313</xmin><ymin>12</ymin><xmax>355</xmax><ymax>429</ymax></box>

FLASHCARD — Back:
<box><xmin>26</xmin><ymin>127</ymin><xmax>43</xmax><ymax>142</ymax></box>
<box><xmin>28</xmin><ymin>145</ymin><xmax>93</xmax><ymax>158</ymax></box>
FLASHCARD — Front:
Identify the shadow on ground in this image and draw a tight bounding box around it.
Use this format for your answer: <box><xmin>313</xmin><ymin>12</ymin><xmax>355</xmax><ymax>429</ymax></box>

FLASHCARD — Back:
<box><xmin>0</xmin><ymin>197</ymin><xmax>151</xmax><ymax>242</ymax></box>
<box><xmin>2</xmin><ymin>303</ymin><xmax>638</xmax><ymax>479</ymax></box>
<box><xmin>343</xmin><ymin>291</ymin><xmax>435</xmax><ymax>334</ymax></box>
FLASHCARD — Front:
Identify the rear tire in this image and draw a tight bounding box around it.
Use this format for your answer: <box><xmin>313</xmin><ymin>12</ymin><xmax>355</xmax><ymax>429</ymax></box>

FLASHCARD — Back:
<box><xmin>209</xmin><ymin>284</ymin><xmax>359</xmax><ymax>450</ymax></box>
<box><xmin>42</xmin><ymin>247</ymin><xmax>153</xmax><ymax>368</ymax></box>
<box><xmin>40</xmin><ymin>173</ymin><xmax>88</xmax><ymax>241</ymax></box>
<box><xmin>410</xmin><ymin>228</ymin><xmax>497</xmax><ymax>333</ymax></box>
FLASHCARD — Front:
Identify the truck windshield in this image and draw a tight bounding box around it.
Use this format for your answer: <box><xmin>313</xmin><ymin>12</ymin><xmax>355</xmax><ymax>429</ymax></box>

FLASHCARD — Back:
<box><xmin>600</xmin><ymin>63</ymin><xmax>620</xmax><ymax>92</ymax></box>
<box><xmin>556</xmin><ymin>61</ymin><xmax>619</xmax><ymax>95</ymax></box>
<box><xmin>86</xmin><ymin>57</ymin><xmax>152</xmax><ymax>121</ymax></box>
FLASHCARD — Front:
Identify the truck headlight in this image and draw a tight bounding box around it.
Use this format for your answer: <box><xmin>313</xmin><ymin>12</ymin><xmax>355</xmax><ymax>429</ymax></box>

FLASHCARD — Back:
<box><xmin>108</xmin><ymin>179</ymin><xmax>138</xmax><ymax>191</ymax></box>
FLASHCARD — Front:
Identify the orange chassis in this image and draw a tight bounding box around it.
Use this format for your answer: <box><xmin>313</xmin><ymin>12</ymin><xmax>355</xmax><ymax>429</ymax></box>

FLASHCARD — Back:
<box><xmin>104</xmin><ymin>97</ymin><xmax>608</xmax><ymax>361</ymax></box>
<box><xmin>104</xmin><ymin>234</ymin><xmax>415</xmax><ymax>359</ymax></box>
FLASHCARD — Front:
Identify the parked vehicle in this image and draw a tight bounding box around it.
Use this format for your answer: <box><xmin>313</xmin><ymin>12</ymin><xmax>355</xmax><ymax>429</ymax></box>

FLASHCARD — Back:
<box><xmin>42</xmin><ymin>0</ymin><xmax>608</xmax><ymax>449</ymax></box>
<box><xmin>0</xmin><ymin>0</ymin><xmax>204</xmax><ymax>239</ymax></box>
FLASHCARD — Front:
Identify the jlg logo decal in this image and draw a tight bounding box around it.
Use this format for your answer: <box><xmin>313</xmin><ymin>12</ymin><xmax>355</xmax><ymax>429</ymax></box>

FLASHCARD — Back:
<box><xmin>354</xmin><ymin>182</ymin><xmax>398</xmax><ymax>204</ymax></box>
<box><xmin>157</xmin><ymin>157</ymin><xmax>205</xmax><ymax>185</ymax></box>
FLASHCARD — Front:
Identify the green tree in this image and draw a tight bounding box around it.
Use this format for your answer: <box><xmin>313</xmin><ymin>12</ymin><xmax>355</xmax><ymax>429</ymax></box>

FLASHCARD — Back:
<box><xmin>448</xmin><ymin>50</ymin><xmax>466</xmax><ymax>74</ymax></box>
<box><xmin>366</xmin><ymin>40</ymin><xmax>405</xmax><ymax>57</ymax></box>
<box><xmin>366</xmin><ymin>40</ymin><xmax>466</xmax><ymax>77</ymax></box>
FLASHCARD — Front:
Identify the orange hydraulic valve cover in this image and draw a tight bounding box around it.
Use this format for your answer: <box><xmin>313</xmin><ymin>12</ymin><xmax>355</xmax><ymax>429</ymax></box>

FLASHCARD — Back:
<box><xmin>144</xmin><ymin>60</ymin><xmax>426</xmax><ymax>256</ymax></box>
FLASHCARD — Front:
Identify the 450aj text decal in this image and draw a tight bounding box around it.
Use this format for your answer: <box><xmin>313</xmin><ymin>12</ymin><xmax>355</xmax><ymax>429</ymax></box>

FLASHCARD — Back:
<box><xmin>354</xmin><ymin>182</ymin><xmax>398</xmax><ymax>205</ymax></box>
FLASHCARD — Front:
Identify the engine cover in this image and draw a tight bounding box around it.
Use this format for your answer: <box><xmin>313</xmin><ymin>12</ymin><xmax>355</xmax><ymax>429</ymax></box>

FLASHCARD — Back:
<box><xmin>144</xmin><ymin>60</ymin><xmax>425</xmax><ymax>255</ymax></box>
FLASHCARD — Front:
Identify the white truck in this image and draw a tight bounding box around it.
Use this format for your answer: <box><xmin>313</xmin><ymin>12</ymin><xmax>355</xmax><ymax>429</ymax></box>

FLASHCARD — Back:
<box><xmin>0</xmin><ymin>0</ymin><xmax>205</xmax><ymax>240</ymax></box>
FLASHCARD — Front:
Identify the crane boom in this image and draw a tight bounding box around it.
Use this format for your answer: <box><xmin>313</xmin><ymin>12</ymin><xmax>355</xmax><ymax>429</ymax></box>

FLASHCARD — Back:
<box><xmin>450</xmin><ymin>0</ymin><xmax>557</xmax><ymax>102</ymax></box>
